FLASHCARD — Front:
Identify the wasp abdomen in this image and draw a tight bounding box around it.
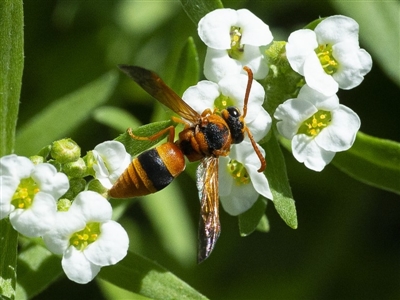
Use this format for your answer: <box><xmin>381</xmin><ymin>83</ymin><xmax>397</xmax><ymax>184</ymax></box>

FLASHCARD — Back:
<box><xmin>108</xmin><ymin>142</ymin><xmax>185</xmax><ymax>198</ymax></box>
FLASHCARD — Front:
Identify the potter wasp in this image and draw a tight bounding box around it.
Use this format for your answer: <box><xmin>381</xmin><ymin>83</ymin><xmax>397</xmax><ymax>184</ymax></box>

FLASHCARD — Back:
<box><xmin>109</xmin><ymin>65</ymin><xmax>266</xmax><ymax>262</ymax></box>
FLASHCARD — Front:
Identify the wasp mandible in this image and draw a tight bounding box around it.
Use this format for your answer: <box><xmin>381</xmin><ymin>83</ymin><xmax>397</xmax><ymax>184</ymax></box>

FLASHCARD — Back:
<box><xmin>109</xmin><ymin>65</ymin><xmax>266</xmax><ymax>262</ymax></box>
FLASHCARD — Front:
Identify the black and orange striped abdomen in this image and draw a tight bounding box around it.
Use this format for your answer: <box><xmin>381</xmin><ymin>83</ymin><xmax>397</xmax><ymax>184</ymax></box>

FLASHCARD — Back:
<box><xmin>108</xmin><ymin>142</ymin><xmax>185</xmax><ymax>198</ymax></box>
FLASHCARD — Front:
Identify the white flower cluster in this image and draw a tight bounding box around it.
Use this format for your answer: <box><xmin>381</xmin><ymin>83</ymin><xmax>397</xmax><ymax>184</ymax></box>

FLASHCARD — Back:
<box><xmin>277</xmin><ymin>15</ymin><xmax>371</xmax><ymax>171</ymax></box>
<box><xmin>194</xmin><ymin>8</ymin><xmax>275</xmax><ymax>215</ymax></box>
<box><xmin>0</xmin><ymin>141</ymin><xmax>130</xmax><ymax>284</ymax></box>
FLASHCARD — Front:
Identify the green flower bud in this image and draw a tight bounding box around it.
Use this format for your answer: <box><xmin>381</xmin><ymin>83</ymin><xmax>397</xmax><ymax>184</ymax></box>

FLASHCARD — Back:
<box><xmin>57</xmin><ymin>198</ymin><xmax>72</xmax><ymax>212</ymax></box>
<box><xmin>84</xmin><ymin>151</ymin><xmax>96</xmax><ymax>177</ymax></box>
<box><xmin>63</xmin><ymin>178</ymin><xmax>86</xmax><ymax>199</ymax></box>
<box><xmin>87</xmin><ymin>179</ymin><xmax>108</xmax><ymax>199</ymax></box>
<box><xmin>51</xmin><ymin>138</ymin><xmax>81</xmax><ymax>164</ymax></box>
<box><xmin>63</xmin><ymin>158</ymin><xmax>87</xmax><ymax>178</ymax></box>
<box><xmin>30</xmin><ymin>155</ymin><xmax>44</xmax><ymax>165</ymax></box>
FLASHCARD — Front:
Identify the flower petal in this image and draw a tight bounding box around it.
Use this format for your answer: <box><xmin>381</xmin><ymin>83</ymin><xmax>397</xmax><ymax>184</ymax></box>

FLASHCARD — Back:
<box><xmin>0</xmin><ymin>155</ymin><xmax>34</xmax><ymax>179</ymax></box>
<box><xmin>292</xmin><ymin>134</ymin><xmax>335</xmax><ymax>171</ymax></box>
<box><xmin>182</xmin><ymin>80</ymin><xmax>220</xmax><ymax>115</ymax></box>
<box><xmin>220</xmin><ymin>180</ymin><xmax>259</xmax><ymax>216</ymax></box>
<box><xmin>0</xmin><ymin>175</ymin><xmax>19</xmax><ymax>219</ymax></box>
<box><xmin>316</xmin><ymin>104</ymin><xmax>360</xmax><ymax>152</ymax></box>
<box><xmin>240</xmin><ymin>45</ymin><xmax>269</xmax><ymax>80</ymax></box>
<box><xmin>303</xmin><ymin>54</ymin><xmax>338</xmax><ymax>96</ymax></box>
<box><xmin>93</xmin><ymin>141</ymin><xmax>132</xmax><ymax>189</ymax></box>
<box><xmin>62</xmin><ymin>246</ymin><xmax>101</xmax><ymax>284</ymax></box>
<box><xmin>9</xmin><ymin>192</ymin><xmax>57</xmax><ymax>237</ymax></box>
<box><xmin>274</xmin><ymin>98</ymin><xmax>317</xmax><ymax>139</ymax></box>
<box><xmin>286</xmin><ymin>29</ymin><xmax>318</xmax><ymax>75</ymax></box>
<box><xmin>31</xmin><ymin>163</ymin><xmax>69</xmax><ymax>199</ymax></box>
<box><xmin>246</xmin><ymin>108</ymin><xmax>271</xmax><ymax>142</ymax></box>
<box><xmin>43</xmin><ymin>210</ymin><xmax>85</xmax><ymax>255</ymax></box>
<box><xmin>84</xmin><ymin>220</ymin><xmax>129</xmax><ymax>266</ymax></box>
<box><xmin>198</xmin><ymin>8</ymin><xmax>238</xmax><ymax>49</ymax></box>
<box><xmin>298</xmin><ymin>84</ymin><xmax>339</xmax><ymax>111</ymax></box>
<box><xmin>315</xmin><ymin>15</ymin><xmax>360</xmax><ymax>45</ymax></box>
<box><xmin>69</xmin><ymin>191</ymin><xmax>112</xmax><ymax>223</ymax></box>
<box><xmin>236</xmin><ymin>9</ymin><xmax>273</xmax><ymax>46</ymax></box>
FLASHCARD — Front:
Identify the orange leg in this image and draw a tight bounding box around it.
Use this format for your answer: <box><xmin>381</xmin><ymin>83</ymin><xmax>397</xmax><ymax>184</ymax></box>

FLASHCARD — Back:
<box><xmin>127</xmin><ymin>125</ymin><xmax>176</xmax><ymax>143</ymax></box>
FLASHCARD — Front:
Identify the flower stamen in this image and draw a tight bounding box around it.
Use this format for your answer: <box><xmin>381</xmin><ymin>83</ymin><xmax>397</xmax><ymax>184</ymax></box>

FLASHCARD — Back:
<box><xmin>70</xmin><ymin>222</ymin><xmax>101</xmax><ymax>251</ymax></box>
<box><xmin>315</xmin><ymin>44</ymin><xmax>338</xmax><ymax>75</ymax></box>
<box><xmin>298</xmin><ymin>110</ymin><xmax>332</xmax><ymax>137</ymax></box>
<box><xmin>227</xmin><ymin>159</ymin><xmax>250</xmax><ymax>185</ymax></box>
<box><xmin>11</xmin><ymin>178</ymin><xmax>40</xmax><ymax>209</ymax></box>
<box><xmin>228</xmin><ymin>26</ymin><xmax>244</xmax><ymax>60</ymax></box>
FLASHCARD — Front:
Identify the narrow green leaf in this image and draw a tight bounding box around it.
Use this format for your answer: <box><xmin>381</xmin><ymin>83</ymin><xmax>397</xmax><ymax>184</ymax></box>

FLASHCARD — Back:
<box><xmin>16</xmin><ymin>243</ymin><xmax>62</xmax><ymax>299</ymax></box>
<box><xmin>0</xmin><ymin>1</ymin><xmax>24</xmax><ymax>299</ymax></box>
<box><xmin>264</xmin><ymin>132</ymin><xmax>298</xmax><ymax>229</ymax></box>
<box><xmin>239</xmin><ymin>197</ymin><xmax>267</xmax><ymax>236</ymax></box>
<box><xmin>99</xmin><ymin>250</ymin><xmax>208</xmax><ymax>300</ymax></box>
<box><xmin>0</xmin><ymin>0</ymin><xmax>24</xmax><ymax>156</ymax></box>
<box><xmin>114</xmin><ymin>120</ymin><xmax>173</xmax><ymax>157</ymax></box>
<box><xmin>141</xmin><ymin>182</ymin><xmax>196</xmax><ymax>266</ymax></box>
<box><xmin>180</xmin><ymin>0</ymin><xmax>223</xmax><ymax>25</ymax></box>
<box><xmin>93</xmin><ymin>106</ymin><xmax>142</xmax><ymax>132</ymax></box>
<box><xmin>15</xmin><ymin>71</ymin><xmax>118</xmax><ymax>156</ymax></box>
<box><xmin>0</xmin><ymin>219</ymin><xmax>18</xmax><ymax>300</ymax></box>
<box><xmin>171</xmin><ymin>36</ymin><xmax>200</xmax><ymax>97</ymax></box>
<box><xmin>333</xmin><ymin>131</ymin><xmax>400</xmax><ymax>195</ymax></box>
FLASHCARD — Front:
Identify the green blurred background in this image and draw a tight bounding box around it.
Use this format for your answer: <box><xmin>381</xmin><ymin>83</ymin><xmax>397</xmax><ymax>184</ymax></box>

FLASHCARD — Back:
<box><xmin>18</xmin><ymin>1</ymin><xmax>400</xmax><ymax>299</ymax></box>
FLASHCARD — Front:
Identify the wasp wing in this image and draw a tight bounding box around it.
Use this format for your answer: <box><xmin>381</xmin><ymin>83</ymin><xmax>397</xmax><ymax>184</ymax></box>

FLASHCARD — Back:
<box><xmin>196</xmin><ymin>156</ymin><xmax>221</xmax><ymax>263</ymax></box>
<box><xmin>119</xmin><ymin>65</ymin><xmax>201</xmax><ymax>124</ymax></box>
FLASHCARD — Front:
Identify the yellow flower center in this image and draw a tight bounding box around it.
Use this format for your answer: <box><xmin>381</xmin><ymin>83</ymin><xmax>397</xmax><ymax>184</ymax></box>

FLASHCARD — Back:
<box><xmin>315</xmin><ymin>44</ymin><xmax>338</xmax><ymax>75</ymax></box>
<box><xmin>228</xmin><ymin>26</ymin><xmax>244</xmax><ymax>60</ymax></box>
<box><xmin>214</xmin><ymin>94</ymin><xmax>234</xmax><ymax>111</ymax></box>
<box><xmin>11</xmin><ymin>178</ymin><xmax>40</xmax><ymax>209</ymax></box>
<box><xmin>227</xmin><ymin>159</ymin><xmax>250</xmax><ymax>185</ymax></box>
<box><xmin>69</xmin><ymin>222</ymin><xmax>101</xmax><ymax>251</ymax></box>
<box><xmin>298</xmin><ymin>110</ymin><xmax>332</xmax><ymax>137</ymax></box>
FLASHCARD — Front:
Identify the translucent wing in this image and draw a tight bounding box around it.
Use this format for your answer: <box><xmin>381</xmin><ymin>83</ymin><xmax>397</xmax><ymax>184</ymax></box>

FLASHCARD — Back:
<box><xmin>119</xmin><ymin>65</ymin><xmax>201</xmax><ymax>124</ymax></box>
<box><xmin>196</xmin><ymin>156</ymin><xmax>221</xmax><ymax>263</ymax></box>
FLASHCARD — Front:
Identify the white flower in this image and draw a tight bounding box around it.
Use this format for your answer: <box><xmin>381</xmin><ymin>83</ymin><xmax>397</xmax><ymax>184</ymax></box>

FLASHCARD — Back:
<box><xmin>92</xmin><ymin>141</ymin><xmax>131</xmax><ymax>189</ymax></box>
<box><xmin>43</xmin><ymin>191</ymin><xmax>129</xmax><ymax>284</ymax></box>
<box><xmin>182</xmin><ymin>73</ymin><xmax>273</xmax><ymax>214</ymax></box>
<box><xmin>286</xmin><ymin>15</ymin><xmax>372</xmax><ymax>96</ymax></box>
<box><xmin>274</xmin><ymin>84</ymin><xmax>361</xmax><ymax>171</ymax></box>
<box><xmin>0</xmin><ymin>154</ymin><xmax>69</xmax><ymax>237</ymax></box>
<box><xmin>219</xmin><ymin>141</ymin><xmax>272</xmax><ymax>215</ymax></box>
<box><xmin>198</xmin><ymin>8</ymin><xmax>273</xmax><ymax>82</ymax></box>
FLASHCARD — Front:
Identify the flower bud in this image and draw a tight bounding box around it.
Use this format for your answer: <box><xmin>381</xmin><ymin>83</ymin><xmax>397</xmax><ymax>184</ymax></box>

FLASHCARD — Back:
<box><xmin>87</xmin><ymin>179</ymin><xmax>109</xmax><ymax>199</ymax></box>
<box><xmin>57</xmin><ymin>198</ymin><xmax>72</xmax><ymax>212</ymax></box>
<box><xmin>63</xmin><ymin>178</ymin><xmax>86</xmax><ymax>199</ymax></box>
<box><xmin>51</xmin><ymin>138</ymin><xmax>81</xmax><ymax>164</ymax></box>
<box><xmin>63</xmin><ymin>158</ymin><xmax>87</xmax><ymax>178</ymax></box>
<box><xmin>30</xmin><ymin>155</ymin><xmax>44</xmax><ymax>165</ymax></box>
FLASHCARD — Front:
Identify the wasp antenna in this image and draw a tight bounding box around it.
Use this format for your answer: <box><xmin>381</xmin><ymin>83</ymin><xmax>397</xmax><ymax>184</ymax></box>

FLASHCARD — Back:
<box><xmin>245</xmin><ymin>127</ymin><xmax>266</xmax><ymax>172</ymax></box>
<box><xmin>242</xmin><ymin>66</ymin><xmax>254</xmax><ymax>119</ymax></box>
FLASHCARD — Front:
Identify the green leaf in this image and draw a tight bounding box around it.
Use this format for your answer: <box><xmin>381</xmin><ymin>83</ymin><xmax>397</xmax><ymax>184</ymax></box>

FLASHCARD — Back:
<box><xmin>0</xmin><ymin>0</ymin><xmax>24</xmax><ymax>157</ymax></box>
<box><xmin>99</xmin><ymin>250</ymin><xmax>208</xmax><ymax>300</ymax></box>
<box><xmin>114</xmin><ymin>120</ymin><xmax>173</xmax><ymax>157</ymax></box>
<box><xmin>15</xmin><ymin>71</ymin><xmax>118</xmax><ymax>156</ymax></box>
<box><xmin>0</xmin><ymin>1</ymin><xmax>23</xmax><ymax>299</ymax></box>
<box><xmin>333</xmin><ymin>131</ymin><xmax>400</xmax><ymax>195</ymax></box>
<box><xmin>264</xmin><ymin>132</ymin><xmax>298</xmax><ymax>229</ymax></box>
<box><xmin>171</xmin><ymin>36</ymin><xmax>200</xmax><ymax>97</ymax></box>
<box><xmin>331</xmin><ymin>1</ymin><xmax>400</xmax><ymax>85</ymax></box>
<box><xmin>93</xmin><ymin>106</ymin><xmax>142</xmax><ymax>132</ymax></box>
<box><xmin>180</xmin><ymin>0</ymin><xmax>223</xmax><ymax>25</ymax></box>
<box><xmin>16</xmin><ymin>243</ymin><xmax>62</xmax><ymax>299</ymax></box>
<box><xmin>141</xmin><ymin>183</ymin><xmax>196</xmax><ymax>266</ymax></box>
<box><xmin>0</xmin><ymin>219</ymin><xmax>18</xmax><ymax>300</ymax></box>
<box><xmin>239</xmin><ymin>198</ymin><xmax>267</xmax><ymax>236</ymax></box>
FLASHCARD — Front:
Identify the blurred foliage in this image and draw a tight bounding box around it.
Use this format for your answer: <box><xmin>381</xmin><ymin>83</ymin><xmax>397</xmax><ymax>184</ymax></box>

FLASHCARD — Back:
<box><xmin>11</xmin><ymin>0</ymin><xmax>400</xmax><ymax>299</ymax></box>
